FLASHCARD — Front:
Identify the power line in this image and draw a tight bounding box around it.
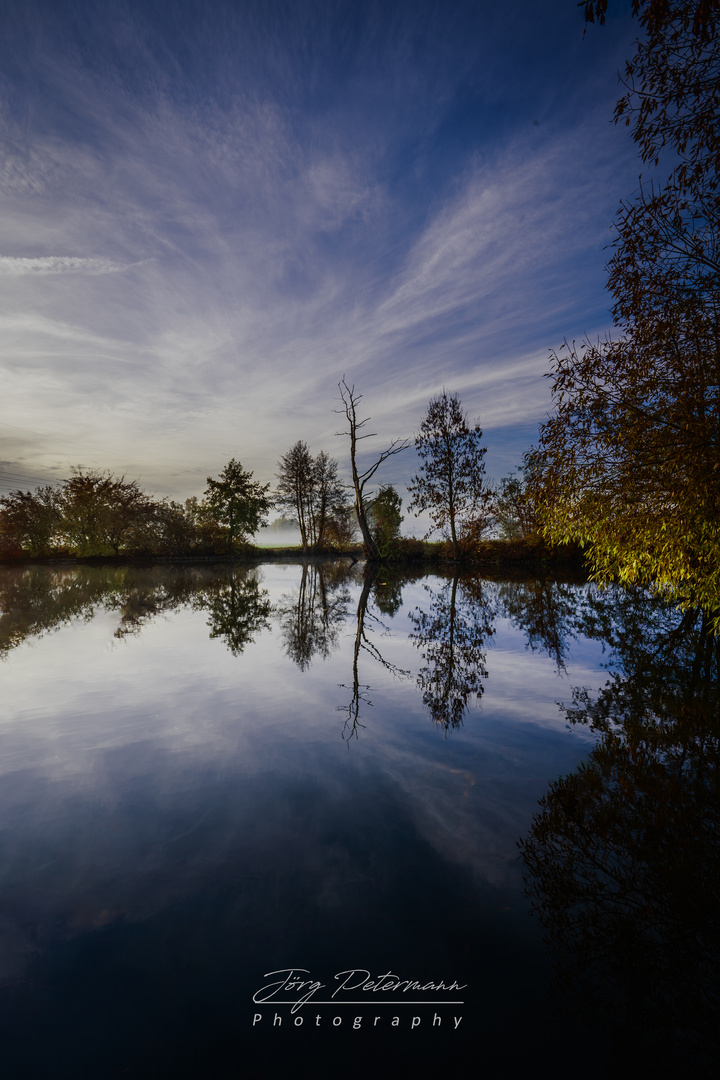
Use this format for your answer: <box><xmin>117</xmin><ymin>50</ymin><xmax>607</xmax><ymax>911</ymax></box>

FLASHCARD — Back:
<box><xmin>0</xmin><ymin>471</ymin><xmax>63</xmax><ymax>485</ymax></box>
<box><xmin>0</xmin><ymin>472</ymin><xmax>64</xmax><ymax>491</ymax></box>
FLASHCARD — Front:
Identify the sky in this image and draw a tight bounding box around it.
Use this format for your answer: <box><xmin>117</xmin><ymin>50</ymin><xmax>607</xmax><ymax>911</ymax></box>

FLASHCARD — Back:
<box><xmin>0</xmin><ymin>0</ymin><xmax>643</xmax><ymax>513</ymax></box>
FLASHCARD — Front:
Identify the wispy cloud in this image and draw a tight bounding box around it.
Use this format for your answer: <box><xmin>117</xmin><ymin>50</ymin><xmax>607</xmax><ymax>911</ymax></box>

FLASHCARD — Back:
<box><xmin>0</xmin><ymin>256</ymin><xmax>126</xmax><ymax>276</ymax></box>
<box><xmin>0</xmin><ymin>1</ymin><xmax>639</xmax><ymax>494</ymax></box>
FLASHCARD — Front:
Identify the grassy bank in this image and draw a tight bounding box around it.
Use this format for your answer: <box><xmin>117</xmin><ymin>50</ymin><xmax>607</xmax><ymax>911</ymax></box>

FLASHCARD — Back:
<box><xmin>0</xmin><ymin>536</ymin><xmax>586</xmax><ymax>571</ymax></box>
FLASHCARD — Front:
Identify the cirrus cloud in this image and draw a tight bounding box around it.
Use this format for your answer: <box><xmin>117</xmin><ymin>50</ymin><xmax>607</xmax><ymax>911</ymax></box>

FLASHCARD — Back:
<box><xmin>0</xmin><ymin>255</ymin><xmax>127</xmax><ymax>277</ymax></box>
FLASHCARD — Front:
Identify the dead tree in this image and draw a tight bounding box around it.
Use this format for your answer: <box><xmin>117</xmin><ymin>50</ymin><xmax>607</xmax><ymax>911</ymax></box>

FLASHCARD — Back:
<box><xmin>336</xmin><ymin>379</ymin><xmax>410</xmax><ymax>560</ymax></box>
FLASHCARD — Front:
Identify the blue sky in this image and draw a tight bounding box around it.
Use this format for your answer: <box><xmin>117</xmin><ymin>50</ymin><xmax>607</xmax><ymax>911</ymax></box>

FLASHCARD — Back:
<box><xmin>0</xmin><ymin>0</ymin><xmax>641</xmax><ymax>509</ymax></box>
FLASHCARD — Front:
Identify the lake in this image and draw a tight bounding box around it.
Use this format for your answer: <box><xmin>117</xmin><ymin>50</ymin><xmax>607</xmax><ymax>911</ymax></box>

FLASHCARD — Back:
<box><xmin>0</xmin><ymin>560</ymin><xmax>717</xmax><ymax>1078</ymax></box>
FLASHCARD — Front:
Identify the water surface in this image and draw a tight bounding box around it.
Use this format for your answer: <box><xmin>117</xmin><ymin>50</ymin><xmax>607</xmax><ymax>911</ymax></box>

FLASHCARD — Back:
<box><xmin>0</xmin><ymin>561</ymin><xmax>715</xmax><ymax>1077</ymax></box>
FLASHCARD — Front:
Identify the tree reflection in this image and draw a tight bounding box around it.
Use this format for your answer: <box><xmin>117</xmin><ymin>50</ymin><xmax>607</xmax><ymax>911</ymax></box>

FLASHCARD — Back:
<box><xmin>0</xmin><ymin>566</ymin><xmax>109</xmax><ymax>657</ymax></box>
<box><xmin>0</xmin><ymin>565</ymin><xmax>273</xmax><ymax>658</ymax></box>
<box><xmin>0</xmin><ymin>565</ymin><xmax>213</xmax><ymax>654</ymax></box>
<box><xmin>275</xmin><ymin>561</ymin><xmax>351</xmax><ymax>670</ymax></box>
<box><xmin>371</xmin><ymin>566</ymin><xmax>409</xmax><ymax>618</ymax></box>
<box><xmin>496</xmin><ymin>577</ymin><xmax>582</xmax><ymax>671</ymax></box>
<box><xmin>409</xmin><ymin>572</ymin><xmax>494</xmax><ymax>730</ymax></box>
<box><xmin>196</xmin><ymin>568</ymin><xmax>272</xmax><ymax>656</ymax></box>
<box><xmin>338</xmin><ymin>564</ymin><xmax>410</xmax><ymax>742</ymax></box>
<box><xmin>519</xmin><ymin>598</ymin><xmax>720</xmax><ymax>1073</ymax></box>
<box><xmin>108</xmin><ymin>570</ymin><xmax>210</xmax><ymax>639</ymax></box>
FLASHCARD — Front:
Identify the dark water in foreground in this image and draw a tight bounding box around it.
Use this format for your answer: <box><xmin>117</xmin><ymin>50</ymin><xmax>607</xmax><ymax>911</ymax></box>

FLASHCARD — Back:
<box><xmin>0</xmin><ymin>561</ymin><xmax>717</xmax><ymax>1078</ymax></box>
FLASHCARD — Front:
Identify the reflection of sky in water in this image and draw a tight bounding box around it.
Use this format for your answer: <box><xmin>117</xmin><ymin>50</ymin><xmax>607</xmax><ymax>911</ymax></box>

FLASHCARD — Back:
<box><xmin>0</xmin><ymin>563</ymin><xmax>616</xmax><ymax>1075</ymax></box>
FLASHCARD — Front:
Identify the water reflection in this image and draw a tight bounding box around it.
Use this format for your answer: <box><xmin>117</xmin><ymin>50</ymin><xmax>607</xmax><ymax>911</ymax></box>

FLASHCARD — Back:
<box><xmin>338</xmin><ymin>565</ymin><xmax>411</xmax><ymax>741</ymax></box>
<box><xmin>276</xmin><ymin>561</ymin><xmax>352</xmax><ymax>669</ymax></box>
<box><xmin>198</xmin><ymin>569</ymin><xmax>272</xmax><ymax>656</ymax></box>
<box><xmin>409</xmin><ymin>572</ymin><xmax>493</xmax><ymax>730</ymax></box>
<box><xmin>0</xmin><ymin>563</ymin><xmax>118</xmax><ymax>656</ymax></box>
<box><xmin>0</xmin><ymin>563</ymin><xmax>276</xmax><ymax>657</ymax></box>
<box><xmin>497</xmin><ymin>577</ymin><xmax>581</xmax><ymax>671</ymax></box>
<box><xmin>372</xmin><ymin>565</ymin><xmax>413</xmax><ymax>618</ymax></box>
<box><xmin>2</xmin><ymin>559</ymin><xmax>709</xmax><ymax>1074</ymax></box>
<box><xmin>520</xmin><ymin>592</ymin><xmax>720</xmax><ymax>1074</ymax></box>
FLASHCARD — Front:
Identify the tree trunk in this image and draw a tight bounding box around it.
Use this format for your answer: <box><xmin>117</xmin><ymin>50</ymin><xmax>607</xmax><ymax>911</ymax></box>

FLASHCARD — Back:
<box><xmin>337</xmin><ymin>380</ymin><xmax>408</xmax><ymax>561</ymax></box>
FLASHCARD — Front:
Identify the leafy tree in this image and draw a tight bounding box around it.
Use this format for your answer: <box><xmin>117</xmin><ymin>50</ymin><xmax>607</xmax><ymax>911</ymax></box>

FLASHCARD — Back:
<box><xmin>528</xmin><ymin>0</ymin><xmax>720</xmax><ymax>626</ymax></box>
<box><xmin>581</xmin><ymin>1</ymin><xmax>715</xmax><ymax>46</ymax></box>
<box><xmin>313</xmin><ymin>450</ymin><xmax>346</xmax><ymax>549</ymax></box>
<box><xmin>336</xmin><ymin>379</ymin><xmax>410</xmax><ymax>560</ymax></box>
<box><xmin>0</xmin><ymin>485</ymin><xmax>61</xmax><ymax>556</ymax></box>
<box><xmin>180</xmin><ymin>495</ymin><xmax>226</xmax><ymax>552</ymax></box>
<box><xmin>275</xmin><ymin>440</ymin><xmax>315</xmax><ymax>551</ymax></box>
<box><xmin>58</xmin><ymin>470</ymin><xmax>156</xmax><ymax>556</ymax></box>
<box><xmin>148</xmin><ymin>498</ymin><xmax>219</xmax><ymax>555</ymax></box>
<box><xmin>322</xmin><ymin>504</ymin><xmax>359</xmax><ymax>551</ymax></box>
<box><xmin>494</xmin><ymin>469</ymin><xmax>540</xmax><ymax>541</ymax></box>
<box><xmin>407</xmin><ymin>390</ymin><xmax>490</xmax><ymax>561</ymax></box>
<box><xmin>203</xmin><ymin>458</ymin><xmax>271</xmax><ymax>552</ymax></box>
<box><xmin>275</xmin><ymin>442</ymin><xmax>345</xmax><ymax>551</ymax></box>
<box><xmin>367</xmin><ymin>484</ymin><xmax>403</xmax><ymax>556</ymax></box>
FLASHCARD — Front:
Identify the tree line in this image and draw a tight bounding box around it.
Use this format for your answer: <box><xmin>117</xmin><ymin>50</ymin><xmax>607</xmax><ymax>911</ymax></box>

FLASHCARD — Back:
<box><xmin>0</xmin><ymin>385</ymin><xmax>535</xmax><ymax>560</ymax></box>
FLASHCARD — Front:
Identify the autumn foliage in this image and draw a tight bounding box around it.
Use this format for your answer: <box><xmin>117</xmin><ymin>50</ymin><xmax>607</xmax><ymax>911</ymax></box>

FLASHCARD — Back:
<box><xmin>529</xmin><ymin>0</ymin><xmax>720</xmax><ymax>626</ymax></box>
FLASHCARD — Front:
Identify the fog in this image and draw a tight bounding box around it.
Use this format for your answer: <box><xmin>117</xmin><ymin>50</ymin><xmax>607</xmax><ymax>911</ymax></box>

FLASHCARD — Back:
<box><xmin>255</xmin><ymin>522</ymin><xmax>304</xmax><ymax>548</ymax></box>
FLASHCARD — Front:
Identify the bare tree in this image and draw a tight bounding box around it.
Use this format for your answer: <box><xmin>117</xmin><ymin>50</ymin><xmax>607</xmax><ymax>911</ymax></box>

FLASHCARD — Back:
<box><xmin>335</xmin><ymin>379</ymin><xmax>410</xmax><ymax>559</ymax></box>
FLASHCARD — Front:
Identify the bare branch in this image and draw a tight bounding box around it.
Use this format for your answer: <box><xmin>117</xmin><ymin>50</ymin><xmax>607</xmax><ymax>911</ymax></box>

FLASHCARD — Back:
<box><xmin>335</xmin><ymin>378</ymin><xmax>410</xmax><ymax>559</ymax></box>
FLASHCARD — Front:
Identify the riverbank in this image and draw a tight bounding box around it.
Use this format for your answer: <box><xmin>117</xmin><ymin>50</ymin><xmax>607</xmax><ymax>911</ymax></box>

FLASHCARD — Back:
<box><xmin>0</xmin><ymin>537</ymin><xmax>587</xmax><ymax>572</ymax></box>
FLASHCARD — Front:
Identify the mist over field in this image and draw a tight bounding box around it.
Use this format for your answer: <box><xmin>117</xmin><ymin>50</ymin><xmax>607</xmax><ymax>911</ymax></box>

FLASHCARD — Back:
<box><xmin>255</xmin><ymin>522</ymin><xmax>304</xmax><ymax>548</ymax></box>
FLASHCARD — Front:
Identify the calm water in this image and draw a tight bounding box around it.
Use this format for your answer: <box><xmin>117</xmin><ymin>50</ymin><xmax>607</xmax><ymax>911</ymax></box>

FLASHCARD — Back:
<box><xmin>0</xmin><ymin>561</ymin><xmax>717</xmax><ymax>1078</ymax></box>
